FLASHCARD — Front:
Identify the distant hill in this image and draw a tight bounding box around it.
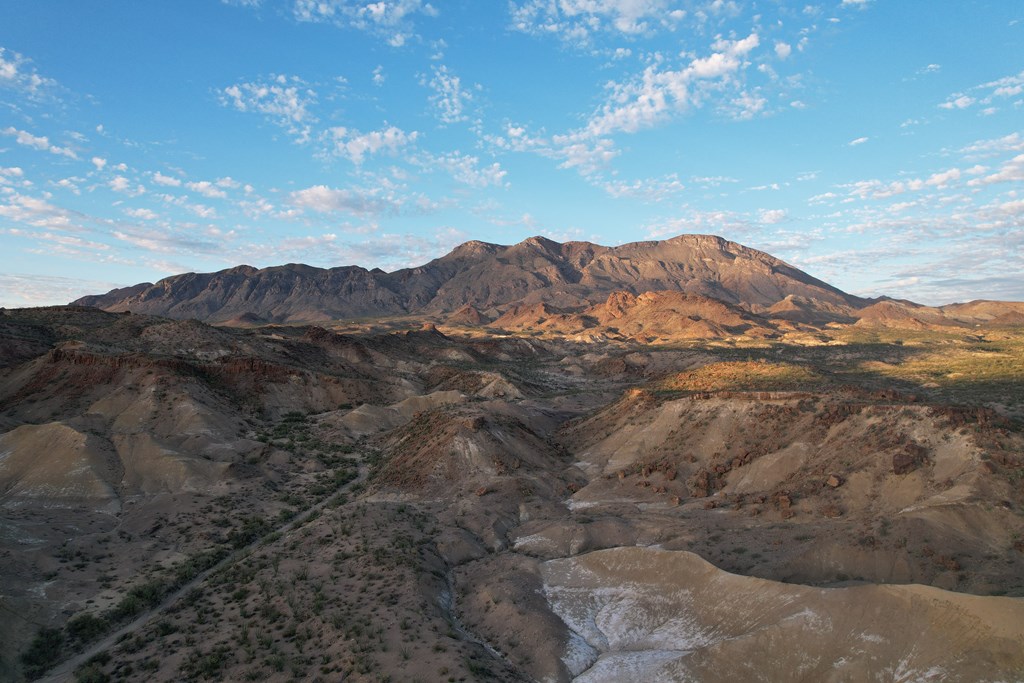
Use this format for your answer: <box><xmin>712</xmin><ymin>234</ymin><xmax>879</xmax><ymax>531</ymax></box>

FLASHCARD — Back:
<box><xmin>73</xmin><ymin>234</ymin><xmax>865</xmax><ymax>324</ymax></box>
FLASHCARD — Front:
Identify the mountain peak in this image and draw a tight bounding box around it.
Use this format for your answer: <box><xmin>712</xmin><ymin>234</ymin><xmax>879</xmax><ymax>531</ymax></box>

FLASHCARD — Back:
<box><xmin>448</xmin><ymin>239</ymin><xmax>501</xmax><ymax>256</ymax></box>
<box><xmin>518</xmin><ymin>235</ymin><xmax>559</xmax><ymax>248</ymax></box>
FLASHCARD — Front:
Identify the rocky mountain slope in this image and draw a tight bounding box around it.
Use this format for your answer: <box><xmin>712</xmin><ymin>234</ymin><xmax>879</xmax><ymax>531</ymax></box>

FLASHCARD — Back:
<box><xmin>72</xmin><ymin>234</ymin><xmax>864</xmax><ymax>324</ymax></box>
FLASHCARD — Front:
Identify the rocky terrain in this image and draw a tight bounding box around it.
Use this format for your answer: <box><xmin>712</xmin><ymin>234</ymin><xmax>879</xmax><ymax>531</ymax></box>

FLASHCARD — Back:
<box><xmin>3</xmin><ymin>234</ymin><xmax>1024</xmax><ymax>682</ymax></box>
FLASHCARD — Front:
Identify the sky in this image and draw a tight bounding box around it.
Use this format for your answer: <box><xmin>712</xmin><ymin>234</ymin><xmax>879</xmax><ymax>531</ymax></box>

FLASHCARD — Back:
<box><xmin>0</xmin><ymin>0</ymin><xmax>1021</xmax><ymax>308</ymax></box>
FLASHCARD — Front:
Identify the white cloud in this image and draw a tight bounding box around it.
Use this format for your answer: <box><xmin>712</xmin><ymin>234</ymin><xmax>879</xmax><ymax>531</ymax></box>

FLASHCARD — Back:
<box><xmin>0</xmin><ymin>192</ymin><xmax>76</xmax><ymax>231</ymax></box>
<box><xmin>289</xmin><ymin>183</ymin><xmax>422</xmax><ymax>216</ymax></box>
<box><xmin>981</xmin><ymin>69</ymin><xmax>1024</xmax><ymax>99</ymax></box>
<box><xmin>938</xmin><ymin>69</ymin><xmax>1024</xmax><ymax>113</ymax></box>
<box><xmin>186</xmin><ymin>180</ymin><xmax>228</xmax><ymax>199</ymax></box>
<box><xmin>600</xmin><ymin>174</ymin><xmax>685</xmax><ymax>201</ymax></box>
<box><xmin>112</xmin><ymin>226</ymin><xmax>221</xmax><ymax>255</ymax></box>
<box><xmin>692</xmin><ymin>175</ymin><xmax>738</xmax><ymax>187</ymax></box>
<box><xmin>848</xmin><ymin>136</ymin><xmax>869</xmax><ymax>146</ymax></box>
<box><xmin>485</xmin><ymin>124</ymin><xmax>618</xmax><ymax>177</ymax></box>
<box><xmin>372</xmin><ymin>65</ymin><xmax>386</xmax><ymax>86</ymax></box>
<box><xmin>221</xmin><ymin>74</ymin><xmax>317</xmax><ymax>142</ymax></box>
<box><xmin>509</xmin><ymin>0</ymin><xmax>687</xmax><ymax>45</ymax></box>
<box><xmin>109</xmin><ymin>176</ymin><xmax>146</xmax><ymax>196</ymax></box>
<box><xmin>3</xmin><ymin>127</ymin><xmax>47</xmax><ymax>150</ymax></box>
<box><xmin>0</xmin><ymin>166</ymin><xmax>24</xmax><ymax>187</ymax></box>
<box><xmin>188</xmin><ymin>203</ymin><xmax>217</xmax><ymax>219</ymax></box>
<box><xmin>2</xmin><ymin>126</ymin><xmax>78</xmax><ymax>159</ymax></box>
<box><xmin>960</xmin><ymin>132</ymin><xmax>1024</xmax><ymax>158</ymax></box>
<box><xmin>321</xmin><ymin>125</ymin><xmax>418</xmax><ymax>164</ymax></box>
<box><xmin>967</xmin><ymin>153</ymin><xmax>1024</xmax><ymax>187</ymax></box>
<box><xmin>841</xmin><ymin>178</ymin><xmax>908</xmax><ymax>199</ymax></box>
<box><xmin>924</xmin><ymin>167</ymin><xmax>960</xmax><ymax>188</ymax></box>
<box><xmin>55</xmin><ymin>177</ymin><xmax>81</xmax><ymax>195</ymax></box>
<box><xmin>428</xmin><ymin>65</ymin><xmax>472</xmax><ymax>124</ymax></box>
<box><xmin>0</xmin><ymin>274</ymin><xmax>127</xmax><ymax>308</ymax></box>
<box><xmin>643</xmin><ymin>208</ymin><xmax>751</xmax><ymax>240</ymax></box>
<box><xmin>125</xmin><ymin>207</ymin><xmax>159</xmax><ymax>220</ymax></box>
<box><xmin>152</xmin><ymin>172</ymin><xmax>182</xmax><ymax>187</ymax></box>
<box><xmin>91</xmin><ymin>157</ymin><xmax>107</xmax><ymax>170</ymax></box>
<box><xmin>584</xmin><ymin>33</ymin><xmax>760</xmax><ymax>136</ymax></box>
<box><xmin>728</xmin><ymin>91</ymin><xmax>766</xmax><ymax>120</ymax></box>
<box><xmin>939</xmin><ymin>94</ymin><xmax>974</xmax><ymax>110</ymax></box>
<box><xmin>550</xmin><ymin>135</ymin><xmax>619</xmax><ymax>175</ymax></box>
<box><xmin>831</xmin><ymin>154</ymin><xmax>1016</xmax><ymax>203</ymax></box>
<box><xmin>426</xmin><ymin>152</ymin><xmax>507</xmax><ymax>187</ymax></box>
<box><xmin>290</xmin><ymin>0</ymin><xmax>438</xmax><ymax>46</ymax></box>
<box><xmin>0</xmin><ymin>47</ymin><xmax>58</xmax><ymax>101</ymax></box>
<box><xmin>774</xmin><ymin>41</ymin><xmax>792</xmax><ymax>59</ymax></box>
<box><xmin>759</xmin><ymin>208</ymin><xmax>787</xmax><ymax>224</ymax></box>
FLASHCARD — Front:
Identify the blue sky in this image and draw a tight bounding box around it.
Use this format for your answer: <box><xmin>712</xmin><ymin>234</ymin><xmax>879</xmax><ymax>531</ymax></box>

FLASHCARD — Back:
<box><xmin>0</xmin><ymin>0</ymin><xmax>1021</xmax><ymax>308</ymax></box>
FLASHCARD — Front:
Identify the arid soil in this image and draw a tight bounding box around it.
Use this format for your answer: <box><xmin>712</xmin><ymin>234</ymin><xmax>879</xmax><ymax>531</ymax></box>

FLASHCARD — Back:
<box><xmin>2</xmin><ymin>304</ymin><xmax>1023</xmax><ymax>682</ymax></box>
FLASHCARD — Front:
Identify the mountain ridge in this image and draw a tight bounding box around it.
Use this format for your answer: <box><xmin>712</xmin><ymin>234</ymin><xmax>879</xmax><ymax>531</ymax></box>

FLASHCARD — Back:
<box><xmin>73</xmin><ymin>233</ymin><xmax>864</xmax><ymax>324</ymax></box>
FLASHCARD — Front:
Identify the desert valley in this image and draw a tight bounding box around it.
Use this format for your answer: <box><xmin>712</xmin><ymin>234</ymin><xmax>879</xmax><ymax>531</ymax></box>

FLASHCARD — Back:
<box><xmin>1</xmin><ymin>234</ymin><xmax>1023</xmax><ymax>682</ymax></box>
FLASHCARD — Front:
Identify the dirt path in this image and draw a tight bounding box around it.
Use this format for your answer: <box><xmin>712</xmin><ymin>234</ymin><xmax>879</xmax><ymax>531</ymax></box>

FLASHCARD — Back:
<box><xmin>39</xmin><ymin>466</ymin><xmax>367</xmax><ymax>682</ymax></box>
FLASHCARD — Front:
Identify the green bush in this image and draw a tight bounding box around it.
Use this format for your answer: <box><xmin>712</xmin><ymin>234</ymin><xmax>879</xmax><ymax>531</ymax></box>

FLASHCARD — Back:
<box><xmin>66</xmin><ymin>612</ymin><xmax>109</xmax><ymax>643</ymax></box>
<box><xmin>228</xmin><ymin>516</ymin><xmax>271</xmax><ymax>549</ymax></box>
<box><xmin>75</xmin><ymin>662</ymin><xmax>110</xmax><ymax>683</ymax></box>
<box><xmin>108</xmin><ymin>579</ymin><xmax>166</xmax><ymax>620</ymax></box>
<box><xmin>20</xmin><ymin>627</ymin><xmax>64</xmax><ymax>678</ymax></box>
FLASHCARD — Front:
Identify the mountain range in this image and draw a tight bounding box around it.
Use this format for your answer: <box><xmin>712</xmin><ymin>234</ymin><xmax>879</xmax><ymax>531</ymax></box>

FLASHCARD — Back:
<box><xmin>72</xmin><ymin>234</ymin><xmax>1024</xmax><ymax>337</ymax></box>
<box><xmin>3</xmin><ymin>234</ymin><xmax>1024</xmax><ymax>681</ymax></box>
<box><xmin>73</xmin><ymin>234</ymin><xmax>857</xmax><ymax>321</ymax></box>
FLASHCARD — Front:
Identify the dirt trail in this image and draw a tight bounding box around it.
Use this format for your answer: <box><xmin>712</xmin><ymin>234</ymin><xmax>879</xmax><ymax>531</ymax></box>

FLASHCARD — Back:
<box><xmin>38</xmin><ymin>464</ymin><xmax>368</xmax><ymax>683</ymax></box>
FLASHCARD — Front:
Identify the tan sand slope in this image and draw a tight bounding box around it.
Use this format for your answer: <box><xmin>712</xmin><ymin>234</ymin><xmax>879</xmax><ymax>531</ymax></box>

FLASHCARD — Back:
<box><xmin>0</xmin><ymin>423</ymin><xmax>120</xmax><ymax>511</ymax></box>
<box><xmin>542</xmin><ymin>547</ymin><xmax>1024</xmax><ymax>682</ymax></box>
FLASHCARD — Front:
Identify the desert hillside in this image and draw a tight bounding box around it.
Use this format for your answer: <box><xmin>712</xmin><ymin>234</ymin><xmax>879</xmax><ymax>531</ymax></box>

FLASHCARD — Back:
<box><xmin>3</xmin><ymin>240</ymin><xmax>1024</xmax><ymax>681</ymax></box>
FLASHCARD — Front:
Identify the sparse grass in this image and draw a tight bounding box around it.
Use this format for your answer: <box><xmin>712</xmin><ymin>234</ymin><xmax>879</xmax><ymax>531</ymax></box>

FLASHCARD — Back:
<box><xmin>849</xmin><ymin>331</ymin><xmax>1024</xmax><ymax>407</ymax></box>
<box><xmin>655</xmin><ymin>360</ymin><xmax>826</xmax><ymax>394</ymax></box>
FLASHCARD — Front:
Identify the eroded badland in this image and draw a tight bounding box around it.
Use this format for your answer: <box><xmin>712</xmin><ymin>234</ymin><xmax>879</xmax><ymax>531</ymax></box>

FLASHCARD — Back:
<box><xmin>2</xmin><ymin>236</ymin><xmax>1024</xmax><ymax>682</ymax></box>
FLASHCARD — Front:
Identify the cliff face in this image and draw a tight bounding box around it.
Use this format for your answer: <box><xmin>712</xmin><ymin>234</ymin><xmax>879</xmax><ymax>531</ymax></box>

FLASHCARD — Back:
<box><xmin>73</xmin><ymin>234</ymin><xmax>863</xmax><ymax>323</ymax></box>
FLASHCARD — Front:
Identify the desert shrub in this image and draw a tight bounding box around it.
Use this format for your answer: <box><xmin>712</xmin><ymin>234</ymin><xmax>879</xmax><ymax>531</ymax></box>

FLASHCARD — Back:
<box><xmin>108</xmin><ymin>579</ymin><xmax>166</xmax><ymax>620</ymax></box>
<box><xmin>183</xmin><ymin>645</ymin><xmax>232</xmax><ymax>680</ymax></box>
<box><xmin>20</xmin><ymin>627</ymin><xmax>64</xmax><ymax>678</ymax></box>
<box><xmin>172</xmin><ymin>548</ymin><xmax>229</xmax><ymax>587</ymax></box>
<box><xmin>74</xmin><ymin>663</ymin><xmax>109</xmax><ymax>683</ymax></box>
<box><xmin>227</xmin><ymin>516</ymin><xmax>272</xmax><ymax>549</ymax></box>
<box><xmin>66</xmin><ymin>612</ymin><xmax>109</xmax><ymax>643</ymax></box>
